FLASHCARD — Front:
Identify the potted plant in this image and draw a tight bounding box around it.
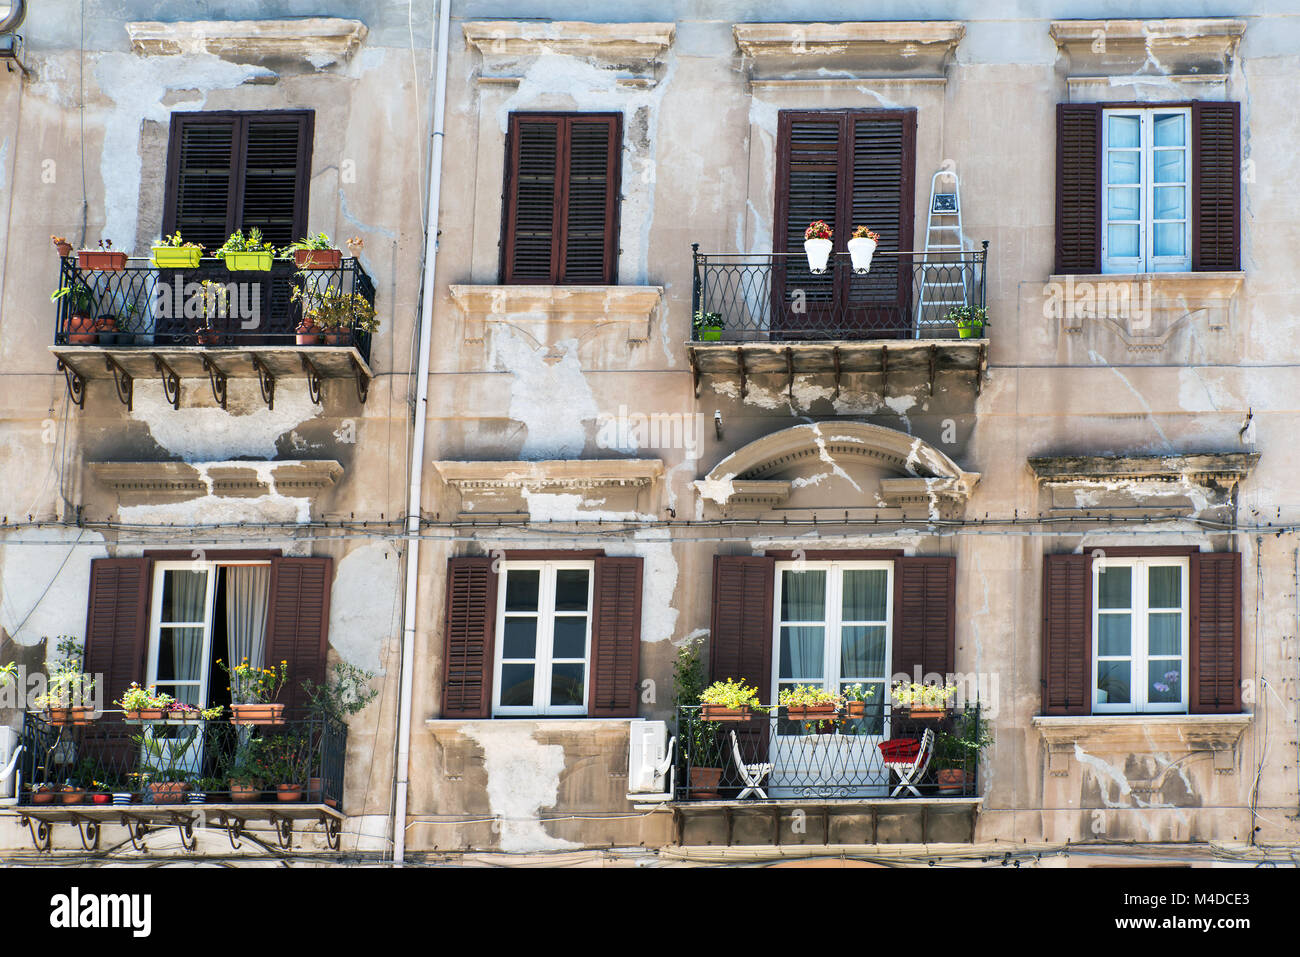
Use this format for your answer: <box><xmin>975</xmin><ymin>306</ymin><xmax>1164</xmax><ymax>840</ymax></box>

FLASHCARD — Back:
<box><xmin>195</xmin><ymin>279</ymin><xmax>228</xmax><ymax>345</ymax></box>
<box><xmin>295</xmin><ymin>319</ymin><xmax>323</xmax><ymax>345</ymax></box>
<box><xmin>34</xmin><ymin>636</ymin><xmax>96</xmax><ymax>725</ymax></box>
<box><xmin>52</xmin><ymin>283</ymin><xmax>97</xmax><ymax>343</ymax></box>
<box><xmin>226</xmin><ymin>738</ymin><xmax>268</xmax><ymax>801</ymax></box>
<box><xmin>778</xmin><ymin>684</ymin><xmax>842</xmax><ymax>721</ymax></box>
<box><xmin>118</xmin><ymin>683</ymin><xmax>173</xmax><ymax>722</ymax></box>
<box><xmin>215</xmin><ymin>227</ymin><xmax>277</xmax><ymax>271</ymax></box>
<box><xmin>293</xmin><ymin>281</ymin><xmax>378</xmax><ymax>347</ymax></box>
<box><xmin>192</xmin><ymin>777</ymin><xmax>224</xmax><ymax>804</ymax></box>
<box><xmin>29</xmin><ymin>783</ymin><xmax>62</xmax><ymax>805</ymax></box>
<box><xmin>947</xmin><ymin>305</ymin><xmax>987</xmax><ymax>340</ymax></box>
<box><xmin>151</xmin><ymin>231</ymin><xmax>203</xmax><ymax>269</ymax></box>
<box><xmin>51</xmin><ymin>235</ymin><xmax>73</xmax><ymax>258</ymax></box>
<box><xmin>285</xmin><ymin>232</ymin><xmax>352</xmax><ymax>270</ymax></box>
<box><xmin>803</xmin><ymin>220</ymin><xmax>833</xmax><ymax>273</ymax></box>
<box><xmin>164</xmin><ymin>702</ymin><xmax>204</xmax><ymax>725</ymax></box>
<box><xmin>933</xmin><ymin>707</ymin><xmax>992</xmax><ymax>795</ymax></box>
<box><xmin>891</xmin><ymin>681</ymin><xmax>958</xmax><ymax>719</ymax></box>
<box><xmin>673</xmin><ymin>638</ymin><xmax>723</xmax><ymax>798</ymax></box>
<box><xmin>848</xmin><ymin>225</ymin><xmax>880</xmax><ymax>273</ymax></box>
<box><xmin>146</xmin><ymin>777</ymin><xmax>190</xmax><ymax>805</ymax></box>
<box><xmin>78</xmin><ymin>238</ymin><xmax>127</xmax><ymax>271</ymax></box>
<box><xmin>219</xmin><ymin>657</ymin><xmax>290</xmax><ymax>724</ymax></box>
<box><xmin>698</xmin><ymin>677</ymin><xmax>762</xmax><ymax>722</ymax></box>
<box><xmin>301</xmin><ymin>662</ymin><xmax>378</xmax><ymax>802</ymax></box>
<box><xmin>692</xmin><ymin>310</ymin><xmax>724</xmax><ymax>342</ymax></box>
<box><xmin>842</xmin><ymin>683</ymin><xmax>878</xmax><ymax>718</ymax></box>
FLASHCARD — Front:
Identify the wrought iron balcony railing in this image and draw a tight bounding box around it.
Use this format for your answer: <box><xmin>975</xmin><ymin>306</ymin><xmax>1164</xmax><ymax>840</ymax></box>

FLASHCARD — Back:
<box><xmin>53</xmin><ymin>257</ymin><xmax>376</xmax><ymax>364</ymax></box>
<box><xmin>691</xmin><ymin>244</ymin><xmax>988</xmax><ymax>342</ymax></box>
<box><xmin>674</xmin><ymin>703</ymin><xmax>981</xmax><ymax>802</ymax></box>
<box><xmin>15</xmin><ymin>711</ymin><xmax>346</xmax><ymax>810</ymax></box>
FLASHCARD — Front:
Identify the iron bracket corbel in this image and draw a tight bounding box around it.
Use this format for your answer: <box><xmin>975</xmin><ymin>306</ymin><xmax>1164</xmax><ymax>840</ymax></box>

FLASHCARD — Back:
<box><xmin>300</xmin><ymin>354</ymin><xmax>323</xmax><ymax>406</ymax></box>
<box><xmin>252</xmin><ymin>355</ymin><xmax>275</xmax><ymax>410</ymax></box>
<box><xmin>56</xmin><ymin>358</ymin><xmax>86</xmax><ymax>410</ymax></box>
<box><xmin>104</xmin><ymin>354</ymin><xmax>134</xmax><ymax>410</ymax></box>
<box><xmin>350</xmin><ymin>354</ymin><xmax>370</xmax><ymax>405</ymax></box>
<box><xmin>201</xmin><ymin>355</ymin><xmax>228</xmax><ymax>410</ymax></box>
<box><xmin>152</xmin><ymin>354</ymin><xmax>181</xmax><ymax>410</ymax></box>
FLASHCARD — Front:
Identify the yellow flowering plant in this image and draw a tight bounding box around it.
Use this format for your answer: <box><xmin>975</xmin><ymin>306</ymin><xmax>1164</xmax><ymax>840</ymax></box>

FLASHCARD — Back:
<box><xmin>217</xmin><ymin>657</ymin><xmax>289</xmax><ymax>705</ymax></box>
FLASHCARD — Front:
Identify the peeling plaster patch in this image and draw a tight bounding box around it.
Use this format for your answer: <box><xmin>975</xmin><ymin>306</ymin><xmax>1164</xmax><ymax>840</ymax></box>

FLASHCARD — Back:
<box><xmin>748</xmin><ymin>95</ymin><xmax>780</xmax><ymax>139</ymax></box>
<box><xmin>806</xmin><ymin>423</ymin><xmax>861</xmax><ymax>494</ymax></box>
<box><xmin>884</xmin><ymin>394</ymin><xmax>917</xmax><ymax>431</ymax></box>
<box><xmin>129</xmin><ymin>381</ymin><xmax>322</xmax><ymax>461</ymax></box>
<box><xmin>695</xmin><ymin>474</ymin><xmax>736</xmax><ymax>505</ymax></box>
<box><xmin>607</xmin><ymin>529</ymin><xmax>677</xmax><ymax>643</ymax></box>
<box><xmin>832</xmin><ymin>392</ymin><xmax>884</xmax><ymax>416</ymax></box>
<box><xmin>0</xmin><ymin>528</ymin><xmax>108</xmax><ymax>647</ymax></box>
<box><xmin>519</xmin><ymin>490</ymin><xmax>653</xmax><ymax>523</ymax></box>
<box><xmin>488</xmin><ymin>328</ymin><xmax>597</xmax><ymax>460</ymax></box>
<box><xmin>674</xmin><ymin>627</ymin><xmax>709</xmax><ymax>648</ymax></box>
<box><xmin>1065</xmin><ymin>477</ymin><xmax>1213</xmax><ymax>516</ymax></box>
<box><xmin>1074</xmin><ymin>744</ymin><xmax>1133</xmax><ymax>808</ymax></box>
<box><xmin>460</xmin><ymin>723</ymin><xmax>579</xmax><ymax>853</ymax></box>
<box><xmin>92</xmin><ymin>52</ymin><xmax>271</xmax><ymax>246</ymax></box>
<box><xmin>327</xmin><ymin>543</ymin><xmax>398</xmax><ymax>675</ymax></box>
<box><xmin>116</xmin><ymin>462</ymin><xmax>312</xmax><ymax>526</ymax></box>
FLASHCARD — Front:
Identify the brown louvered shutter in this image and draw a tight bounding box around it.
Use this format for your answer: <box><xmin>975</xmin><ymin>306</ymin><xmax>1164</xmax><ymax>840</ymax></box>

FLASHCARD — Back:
<box><xmin>440</xmin><ymin>557</ymin><xmax>498</xmax><ymax>718</ymax></box>
<box><xmin>1041</xmin><ymin>553</ymin><xmax>1093</xmax><ymax>715</ymax></box>
<box><xmin>891</xmin><ymin>557</ymin><xmax>955</xmax><ymax>682</ymax></box>
<box><xmin>265</xmin><ymin>557</ymin><xmax>332</xmax><ymax>718</ymax></box>
<box><xmin>587</xmin><ymin>557</ymin><xmax>642</xmax><ymax>717</ymax></box>
<box><xmin>83</xmin><ymin>558</ymin><xmax>152</xmax><ymax>711</ymax></box>
<box><xmin>709</xmin><ymin>556</ymin><xmax>774</xmax><ymax>691</ymax></box>
<box><xmin>164</xmin><ymin>111</ymin><xmax>313</xmax><ymax>251</ymax></box>
<box><xmin>502</xmin><ymin>113</ymin><xmax>620</xmax><ymax>284</ymax></box>
<box><xmin>1055</xmin><ymin>103</ymin><xmax>1102</xmax><ymax>274</ymax></box>
<box><xmin>1190</xmin><ymin>551</ymin><xmax>1242</xmax><ymax>713</ymax></box>
<box><xmin>1192</xmin><ymin>102</ymin><xmax>1241</xmax><ymax>271</ymax></box>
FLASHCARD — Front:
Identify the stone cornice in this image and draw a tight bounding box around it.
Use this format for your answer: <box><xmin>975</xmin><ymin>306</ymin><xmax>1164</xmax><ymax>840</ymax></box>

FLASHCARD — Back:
<box><xmin>126</xmin><ymin>19</ymin><xmax>368</xmax><ymax>63</ymax></box>
<box><xmin>449</xmin><ymin>285</ymin><xmax>663</xmax><ymax>344</ymax></box>
<box><xmin>1049</xmin><ymin>18</ymin><xmax>1245</xmax><ymax>77</ymax></box>
<box><xmin>1032</xmin><ymin>713</ymin><xmax>1252</xmax><ymax>775</ymax></box>
<box><xmin>732</xmin><ymin>21</ymin><xmax>963</xmax><ymax>77</ymax></box>
<box><xmin>463</xmin><ymin>20</ymin><xmax>673</xmax><ymax>63</ymax></box>
<box><xmin>434</xmin><ymin>459</ymin><xmax>663</xmax><ymax>492</ymax></box>
<box><xmin>1027</xmin><ymin>452</ymin><xmax>1259</xmax><ymax>487</ymax></box>
<box><xmin>91</xmin><ymin>460</ymin><xmax>343</xmax><ymax>504</ymax></box>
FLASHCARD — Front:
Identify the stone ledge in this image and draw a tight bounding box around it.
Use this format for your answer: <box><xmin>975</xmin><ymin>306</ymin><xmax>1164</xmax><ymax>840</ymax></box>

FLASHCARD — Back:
<box><xmin>1027</xmin><ymin>452</ymin><xmax>1259</xmax><ymax>486</ymax></box>
<box><xmin>126</xmin><ymin>19</ymin><xmax>368</xmax><ymax>63</ymax></box>
<box><xmin>91</xmin><ymin>460</ymin><xmax>343</xmax><ymax>505</ymax></box>
<box><xmin>733</xmin><ymin>21</ymin><xmax>963</xmax><ymax>77</ymax></box>
<box><xmin>1049</xmin><ymin>18</ymin><xmax>1245</xmax><ymax>77</ymax></box>
<box><xmin>1031</xmin><ymin>713</ymin><xmax>1253</xmax><ymax>775</ymax></box>
<box><xmin>1046</xmin><ymin>273</ymin><xmax>1244</xmax><ymax>349</ymax></box>
<box><xmin>449</xmin><ymin>285</ymin><xmax>663</xmax><ymax>344</ymax></box>
<box><xmin>463</xmin><ymin>20</ymin><xmax>673</xmax><ymax>62</ymax></box>
<box><xmin>434</xmin><ymin>459</ymin><xmax>662</xmax><ymax>491</ymax></box>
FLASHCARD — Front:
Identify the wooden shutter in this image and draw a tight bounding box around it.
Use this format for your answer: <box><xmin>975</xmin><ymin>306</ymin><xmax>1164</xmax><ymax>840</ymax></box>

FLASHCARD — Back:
<box><xmin>1055</xmin><ymin>103</ymin><xmax>1103</xmax><ymax>274</ymax></box>
<box><xmin>502</xmin><ymin>113</ymin><xmax>621</xmax><ymax>284</ymax></box>
<box><xmin>1190</xmin><ymin>551</ymin><xmax>1242</xmax><ymax>713</ymax></box>
<box><xmin>891</xmin><ymin>557</ymin><xmax>956</xmax><ymax>681</ymax></box>
<box><xmin>163</xmin><ymin>111</ymin><xmax>313</xmax><ymax>251</ymax></box>
<box><xmin>264</xmin><ymin>556</ymin><xmax>332</xmax><ymax>718</ymax></box>
<box><xmin>440</xmin><ymin>557</ymin><xmax>498</xmax><ymax>718</ymax></box>
<box><xmin>1041</xmin><ymin>553</ymin><xmax>1093</xmax><ymax>715</ymax></box>
<box><xmin>587</xmin><ymin>557</ymin><xmax>642</xmax><ymax>717</ymax></box>
<box><xmin>708</xmin><ymin>556</ymin><xmax>774</xmax><ymax>691</ymax></box>
<box><xmin>83</xmin><ymin>558</ymin><xmax>152</xmax><ymax>710</ymax></box>
<box><xmin>1192</xmin><ymin>101</ymin><xmax>1241</xmax><ymax>271</ymax></box>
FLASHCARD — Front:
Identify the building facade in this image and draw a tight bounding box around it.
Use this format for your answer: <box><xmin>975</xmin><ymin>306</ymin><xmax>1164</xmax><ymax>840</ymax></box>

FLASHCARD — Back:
<box><xmin>0</xmin><ymin>2</ymin><xmax>1295</xmax><ymax>866</ymax></box>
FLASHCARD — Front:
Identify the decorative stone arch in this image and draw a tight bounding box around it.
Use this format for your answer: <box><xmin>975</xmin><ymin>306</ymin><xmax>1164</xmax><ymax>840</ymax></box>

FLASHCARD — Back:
<box><xmin>696</xmin><ymin>421</ymin><xmax>979</xmax><ymax>518</ymax></box>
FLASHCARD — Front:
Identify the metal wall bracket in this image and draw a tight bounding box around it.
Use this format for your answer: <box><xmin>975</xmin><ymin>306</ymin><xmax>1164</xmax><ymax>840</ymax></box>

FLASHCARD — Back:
<box><xmin>928</xmin><ymin>344</ymin><xmax>938</xmax><ymax>396</ymax></box>
<box><xmin>350</xmin><ymin>355</ymin><xmax>370</xmax><ymax>404</ymax></box>
<box><xmin>104</xmin><ymin>354</ymin><xmax>134</xmax><ymax>411</ymax></box>
<box><xmin>56</xmin><ymin>358</ymin><xmax>85</xmax><ymax>410</ymax></box>
<box><xmin>201</xmin><ymin>355</ymin><xmax>228</xmax><ymax>409</ymax></box>
<box><xmin>121</xmin><ymin>814</ymin><xmax>149</xmax><ymax>852</ymax></box>
<box><xmin>18</xmin><ymin>815</ymin><xmax>50</xmax><ymax>852</ymax></box>
<box><xmin>880</xmin><ymin>345</ymin><xmax>889</xmax><ymax>396</ymax></box>
<box><xmin>269</xmin><ymin>811</ymin><xmax>294</xmax><ymax>849</ymax></box>
<box><xmin>300</xmin><ymin>354</ymin><xmax>323</xmax><ymax>406</ymax></box>
<box><xmin>976</xmin><ymin>342</ymin><xmax>987</xmax><ymax>396</ymax></box>
<box><xmin>736</xmin><ymin>348</ymin><xmax>747</xmax><ymax>400</ymax></box>
<box><xmin>832</xmin><ymin>347</ymin><xmax>842</xmax><ymax>401</ymax></box>
<box><xmin>323</xmin><ymin>814</ymin><xmax>341</xmax><ymax>850</ymax></box>
<box><xmin>784</xmin><ymin>347</ymin><xmax>794</xmax><ymax>400</ymax></box>
<box><xmin>217</xmin><ymin>812</ymin><xmax>245</xmax><ymax>851</ymax></box>
<box><xmin>69</xmin><ymin>812</ymin><xmax>101</xmax><ymax>851</ymax></box>
<box><xmin>152</xmin><ymin>354</ymin><xmax>181</xmax><ymax>410</ymax></box>
<box><xmin>687</xmin><ymin>348</ymin><xmax>701</xmax><ymax>399</ymax></box>
<box><xmin>168</xmin><ymin>811</ymin><xmax>196</xmax><ymax>851</ymax></box>
<box><xmin>252</xmin><ymin>355</ymin><xmax>275</xmax><ymax>410</ymax></box>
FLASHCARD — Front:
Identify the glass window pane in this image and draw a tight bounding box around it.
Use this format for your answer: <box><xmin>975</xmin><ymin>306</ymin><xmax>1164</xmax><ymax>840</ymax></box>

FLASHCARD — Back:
<box><xmin>1097</xmin><ymin>614</ymin><xmax>1132</xmax><ymax>657</ymax></box>
<box><xmin>840</xmin><ymin>625</ymin><xmax>887</xmax><ymax>679</ymax></box>
<box><xmin>841</xmin><ymin>569</ymin><xmax>888</xmax><ymax>621</ymax></box>
<box><xmin>1097</xmin><ymin>660</ymin><xmax>1131</xmax><ymax>705</ymax></box>
<box><xmin>781</xmin><ymin>570</ymin><xmax>826</xmax><ymax>622</ymax></box>
<box><xmin>1106</xmin><ymin>150</ymin><xmax>1141</xmax><ymax>185</ymax></box>
<box><xmin>550</xmin><ymin>662</ymin><xmax>586</xmax><ymax>707</ymax></box>
<box><xmin>1098</xmin><ymin>566</ymin><xmax>1132</xmax><ymax>609</ymax></box>
<box><xmin>1148</xmin><ymin>565</ymin><xmax>1182</xmax><ymax>608</ymax></box>
<box><xmin>505</xmin><ymin>569</ymin><xmax>539</xmax><ymax>612</ymax></box>
<box><xmin>1154</xmin><ymin>222</ymin><xmax>1185</xmax><ymax>257</ymax></box>
<box><xmin>1154</xmin><ymin>149</ymin><xmax>1185</xmax><ymax>184</ymax></box>
<box><xmin>779</xmin><ymin>626</ymin><xmax>824</xmax><ymax>681</ymax></box>
<box><xmin>1149</xmin><ymin>661</ymin><xmax>1182</xmax><ymax>703</ymax></box>
<box><xmin>1153</xmin><ymin>114</ymin><xmax>1185</xmax><ymax>147</ymax></box>
<box><xmin>156</xmin><ymin>685</ymin><xmax>200</xmax><ymax>707</ymax></box>
<box><xmin>156</xmin><ymin>627</ymin><xmax>204</xmax><ymax>681</ymax></box>
<box><xmin>1148</xmin><ymin>612</ymin><xmax>1182</xmax><ymax>657</ymax></box>
<box><xmin>499</xmin><ymin>664</ymin><xmax>534</xmax><ymax>707</ymax></box>
<box><xmin>501</xmin><ymin>618</ymin><xmax>537</xmax><ymax>660</ymax></box>
<box><xmin>1153</xmin><ymin>186</ymin><xmax>1185</xmax><ymax>220</ymax></box>
<box><xmin>552</xmin><ymin>616</ymin><xmax>587</xmax><ymax>659</ymax></box>
<box><xmin>1107</xmin><ymin>224</ymin><xmax>1140</xmax><ymax>259</ymax></box>
<box><xmin>553</xmin><ymin>569</ymin><xmax>590</xmax><ymax>612</ymax></box>
<box><xmin>1108</xmin><ymin>187</ymin><xmax>1141</xmax><ymax>220</ymax></box>
<box><xmin>161</xmin><ymin>570</ymin><xmax>208</xmax><ymax>623</ymax></box>
<box><xmin>1108</xmin><ymin>114</ymin><xmax>1141</xmax><ymax>148</ymax></box>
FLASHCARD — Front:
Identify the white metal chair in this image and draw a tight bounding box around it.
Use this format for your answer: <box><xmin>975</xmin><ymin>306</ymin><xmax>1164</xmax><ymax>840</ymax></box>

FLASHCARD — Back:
<box><xmin>729</xmin><ymin>730</ymin><xmax>773</xmax><ymax>800</ymax></box>
<box><xmin>881</xmin><ymin>728</ymin><xmax>934</xmax><ymax>798</ymax></box>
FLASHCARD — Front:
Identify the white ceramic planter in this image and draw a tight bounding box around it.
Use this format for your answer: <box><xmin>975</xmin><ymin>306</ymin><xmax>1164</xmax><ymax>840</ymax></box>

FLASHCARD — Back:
<box><xmin>848</xmin><ymin>236</ymin><xmax>878</xmax><ymax>273</ymax></box>
<box><xmin>804</xmin><ymin>238</ymin><xmax>833</xmax><ymax>273</ymax></box>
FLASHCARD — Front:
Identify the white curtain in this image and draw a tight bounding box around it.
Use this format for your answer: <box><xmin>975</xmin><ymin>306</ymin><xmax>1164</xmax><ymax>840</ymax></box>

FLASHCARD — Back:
<box><xmin>225</xmin><ymin>566</ymin><xmax>270</xmax><ymax>675</ymax></box>
<box><xmin>166</xmin><ymin>570</ymin><xmax>207</xmax><ymax>706</ymax></box>
<box><xmin>780</xmin><ymin>570</ymin><xmax>826</xmax><ymax>682</ymax></box>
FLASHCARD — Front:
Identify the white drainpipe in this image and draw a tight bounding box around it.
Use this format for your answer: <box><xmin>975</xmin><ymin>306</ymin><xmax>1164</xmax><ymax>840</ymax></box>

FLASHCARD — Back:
<box><xmin>394</xmin><ymin>0</ymin><xmax>451</xmax><ymax>866</ymax></box>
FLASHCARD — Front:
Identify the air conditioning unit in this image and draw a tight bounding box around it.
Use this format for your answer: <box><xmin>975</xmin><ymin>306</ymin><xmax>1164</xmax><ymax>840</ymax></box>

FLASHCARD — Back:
<box><xmin>626</xmin><ymin>718</ymin><xmax>674</xmax><ymax>803</ymax></box>
<box><xmin>0</xmin><ymin>724</ymin><xmax>22</xmax><ymax>805</ymax></box>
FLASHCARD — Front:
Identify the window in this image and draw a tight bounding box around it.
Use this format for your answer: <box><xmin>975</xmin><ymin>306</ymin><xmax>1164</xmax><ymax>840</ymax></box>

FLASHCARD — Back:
<box><xmin>163</xmin><ymin>110</ymin><xmax>314</xmax><ymax>251</ymax></box>
<box><xmin>1056</xmin><ymin>101</ymin><xmax>1240</xmax><ymax>273</ymax></box>
<box><xmin>500</xmin><ymin>113</ymin><xmax>621</xmax><ymax>285</ymax></box>
<box><xmin>773</xmin><ymin>561</ymin><xmax>892</xmax><ymax>731</ymax></box>
<box><xmin>1102</xmin><ymin>108</ymin><xmax>1190</xmax><ymax>272</ymax></box>
<box><xmin>1093</xmin><ymin>557</ymin><xmax>1188</xmax><ymax>713</ymax></box>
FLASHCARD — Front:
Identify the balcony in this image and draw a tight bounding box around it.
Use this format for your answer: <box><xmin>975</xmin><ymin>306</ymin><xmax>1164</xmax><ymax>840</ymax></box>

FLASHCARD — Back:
<box><xmin>49</xmin><ymin>257</ymin><xmax>376</xmax><ymax>411</ymax></box>
<box><xmin>669</xmin><ymin>704</ymin><xmax>981</xmax><ymax>846</ymax></box>
<box><xmin>687</xmin><ymin>246</ymin><xmax>988</xmax><ymax>399</ymax></box>
<box><xmin>5</xmin><ymin>711</ymin><xmax>347</xmax><ymax>852</ymax></box>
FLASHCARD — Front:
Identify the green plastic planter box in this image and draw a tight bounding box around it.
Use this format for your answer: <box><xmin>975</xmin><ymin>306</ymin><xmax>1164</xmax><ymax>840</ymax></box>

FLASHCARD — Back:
<box><xmin>957</xmin><ymin>321</ymin><xmax>984</xmax><ymax>340</ymax></box>
<box><xmin>152</xmin><ymin>246</ymin><xmax>202</xmax><ymax>269</ymax></box>
<box><xmin>697</xmin><ymin>326</ymin><xmax>723</xmax><ymax>341</ymax></box>
<box><xmin>222</xmin><ymin>250</ymin><xmax>274</xmax><ymax>271</ymax></box>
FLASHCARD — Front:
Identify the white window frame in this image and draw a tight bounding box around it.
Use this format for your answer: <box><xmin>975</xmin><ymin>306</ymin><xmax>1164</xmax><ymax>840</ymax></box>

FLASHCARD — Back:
<box><xmin>770</xmin><ymin>560</ymin><xmax>894</xmax><ymax>707</ymax></box>
<box><xmin>1101</xmin><ymin>106</ymin><xmax>1192</xmax><ymax>274</ymax></box>
<box><xmin>1091</xmin><ymin>556</ymin><xmax>1190</xmax><ymax>714</ymax></box>
<box><xmin>492</xmin><ymin>560</ymin><xmax>594</xmax><ymax>717</ymax></box>
<box><xmin>147</xmin><ymin>559</ymin><xmax>271</xmax><ymax>708</ymax></box>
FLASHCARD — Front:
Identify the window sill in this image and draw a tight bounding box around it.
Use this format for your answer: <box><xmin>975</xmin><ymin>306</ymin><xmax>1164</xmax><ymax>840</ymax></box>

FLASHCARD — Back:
<box><xmin>1031</xmin><ymin>713</ymin><xmax>1252</xmax><ymax>775</ymax></box>
<box><xmin>449</xmin><ymin>284</ymin><xmax>663</xmax><ymax>344</ymax></box>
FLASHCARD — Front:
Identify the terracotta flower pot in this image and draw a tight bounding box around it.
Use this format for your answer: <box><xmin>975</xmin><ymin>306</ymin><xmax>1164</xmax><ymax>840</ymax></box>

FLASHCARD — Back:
<box><xmin>322</xmin><ymin>328</ymin><xmax>353</xmax><ymax>347</ymax></box>
<box><xmin>277</xmin><ymin>784</ymin><xmax>304</xmax><ymax>803</ymax></box>
<box><xmin>700</xmin><ymin>704</ymin><xmax>753</xmax><ymax>722</ymax></box>
<box><xmin>67</xmin><ymin>314</ymin><xmax>97</xmax><ymax>345</ymax></box>
<box><xmin>903</xmin><ymin>707</ymin><xmax>947</xmax><ymax>720</ymax></box>
<box><xmin>845</xmin><ymin>701</ymin><xmax>870</xmax><ymax>718</ymax></box>
<box><xmin>124</xmin><ymin>708</ymin><xmax>167</xmax><ymax>721</ymax></box>
<box><xmin>46</xmin><ymin>707</ymin><xmax>94</xmax><ymax>726</ymax></box>
<box><xmin>230</xmin><ymin>703</ymin><xmax>286</xmax><ymax>726</ymax></box>
<box><xmin>31</xmin><ymin>788</ymin><xmax>58</xmax><ymax>805</ymax></box>
<box><xmin>688</xmin><ymin>766</ymin><xmax>723</xmax><ymax>800</ymax></box>
<box><xmin>307</xmin><ymin>776</ymin><xmax>323</xmax><ymax>802</ymax></box>
<box><xmin>294</xmin><ymin>248</ymin><xmax>342</xmax><ymax>270</ymax></box>
<box><xmin>196</xmin><ymin>328</ymin><xmax>221</xmax><ymax>346</ymax></box>
<box><xmin>229</xmin><ymin>783</ymin><xmax>262</xmax><ymax>802</ymax></box>
<box><xmin>78</xmin><ymin>250</ymin><xmax>128</xmax><ymax>271</ymax></box>
<box><xmin>296</xmin><ymin>328</ymin><xmax>322</xmax><ymax>345</ymax></box>
<box><xmin>937</xmin><ymin>768</ymin><xmax>967</xmax><ymax>795</ymax></box>
<box><xmin>784</xmin><ymin>704</ymin><xmax>839</xmax><ymax>721</ymax></box>
<box><xmin>60</xmin><ymin>788</ymin><xmax>86</xmax><ymax>805</ymax></box>
<box><xmin>54</xmin><ymin>241</ymin><xmax>73</xmax><ymax>258</ymax></box>
<box><xmin>147</xmin><ymin>782</ymin><xmax>189</xmax><ymax>805</ymax></box>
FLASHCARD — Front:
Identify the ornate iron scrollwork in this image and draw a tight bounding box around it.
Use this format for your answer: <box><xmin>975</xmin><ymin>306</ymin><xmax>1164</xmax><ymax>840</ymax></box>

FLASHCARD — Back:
<box><xmin>104</xmin><ymin>355</ymin><xmax>134</xmax><ymax>410</ymax></box>
<box><xmin>56</xmin><ymin>358</ymin><xmax>85</xmax><ymax>410</ymax></box>
<box><xmin>152</xmin><ymin>354</ymin><xmax>181</xmax><ymax>410</ymax></box>
<box><xmin>201</xmin><ymin>355</ymin><xmax>227</xmax><ymax>410</ymax></box>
